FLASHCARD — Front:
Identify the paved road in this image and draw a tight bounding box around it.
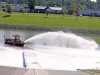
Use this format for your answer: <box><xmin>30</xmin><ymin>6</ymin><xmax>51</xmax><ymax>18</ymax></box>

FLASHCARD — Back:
<box><xmin>46</xmin><ymin>70</ymin><xmax>92</xmax><ymax>75</ymax></box>
<box><xmin>0</xmin><ymin>66</ymin><xmax>27</xmax><ymax>75</ymax></box>
<box><xmin>0</xmin><ymin>66</ymin><xmax>92</xmax><ymax>75</ymax></box>
<box><xmin>35</xmin><ymin>69</ymin><xmax>92</xmax><ymax>75</ymax></box>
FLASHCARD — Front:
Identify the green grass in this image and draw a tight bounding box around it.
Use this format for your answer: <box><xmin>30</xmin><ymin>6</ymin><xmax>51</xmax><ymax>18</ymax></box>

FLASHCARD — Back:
<box><xmin>80</xmin><ymin>69</ymin><xmax>100</xmax><ymax>74</ymax></box>
<box><xmin>0</xmin><ymin>12</ymin><xmax>100</xmax><ymax>30</ymax></box>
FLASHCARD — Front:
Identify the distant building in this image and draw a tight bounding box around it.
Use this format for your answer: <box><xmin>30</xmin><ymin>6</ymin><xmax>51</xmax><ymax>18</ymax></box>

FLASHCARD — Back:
<box><xmin>34</xmin><ymin>6</ymin><xmax>46</xmax><ymax>13</ymax></box>
<box><xmin>11</xmin><ymin>4</ymin><xmax>30</xmax><ymax>12</ymax></box>
<box><xmin>34</xmin><ymin>6</ymin><xmax>63</xmax><ymax>14</ymax></box>
<box><xmin>46</xmin><ymin>7</ymin><xmax>62</xmax><ymax>14</ymax></box>
<box><xmin>22</xmin><ymin>7</ymin><xmax>30</xmax><ymax>12</ymax></box>
<box><xmin>78</xmin><ymin>9</ymin><xmax>100</xmax><ymax>16</ymax></box>
<box><xmin>12</xmin><ymin>6</ymin><xmax>21</xmax><ymax>12</ymax></box>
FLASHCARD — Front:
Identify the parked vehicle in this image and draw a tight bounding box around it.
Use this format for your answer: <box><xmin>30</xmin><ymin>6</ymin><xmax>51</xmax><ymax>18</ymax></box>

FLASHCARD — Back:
<box><xmin>82</xmin><ymin>13</ymin><xmax>89</xmax><ymax>16</ymax></box>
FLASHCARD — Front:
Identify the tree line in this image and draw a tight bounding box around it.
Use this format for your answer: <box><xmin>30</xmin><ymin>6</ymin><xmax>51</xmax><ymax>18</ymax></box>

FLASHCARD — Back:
<box><xmin>1</xmin><ymin>0</ymin><xmax>100</xmax><ymax>13</ymax></box>
<box><xmin>0</xmin><ymin>0</ymin><xmax>100</xmax><ymax>9</ymax></box>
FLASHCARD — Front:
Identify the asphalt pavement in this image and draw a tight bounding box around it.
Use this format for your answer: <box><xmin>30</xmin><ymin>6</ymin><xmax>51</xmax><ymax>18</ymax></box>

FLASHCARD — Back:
<box><xmin>0</xmin><ymin>66</ymin><xmax>92</xmax><ymax>75</ymax></box>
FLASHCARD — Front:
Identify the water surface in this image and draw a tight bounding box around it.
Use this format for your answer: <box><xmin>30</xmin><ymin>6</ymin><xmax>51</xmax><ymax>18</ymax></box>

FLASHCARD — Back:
<box><xmin>0</xmin><ymin>29</ymin><xmax>100</xmax><ymax>71</ymax></box>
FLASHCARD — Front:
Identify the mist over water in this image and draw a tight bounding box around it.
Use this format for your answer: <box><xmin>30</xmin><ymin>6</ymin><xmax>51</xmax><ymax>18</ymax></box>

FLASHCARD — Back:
<box><xmin>25</xmin><ymin>32</ymin><xmax>99</xmax><ymax>50</ymax></box>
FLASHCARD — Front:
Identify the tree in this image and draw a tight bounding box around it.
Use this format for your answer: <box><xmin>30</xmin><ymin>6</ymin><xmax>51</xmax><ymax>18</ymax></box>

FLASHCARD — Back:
<box><xmin>90</xmin><ymin>12</ymin><xmax>94</xmax><ymax>19</ymax></box>
<box><xmin>26</xmin><ymin>0</ymin><xmax>37</xmax><ymax>12</ymax></box>
<box><xmin>46</xmin><ymin>8</ymin><xmax>51</xmax><ymax>17</ymax></box>
<box><xmin>0</xmin><ymin>0</ymin><xmax>100</xmax><ymax>10</ymax></box>
<box><xmin>6</xmin><ymin>5</ymin><xmax>12</xmax><ymax>15</ymax></box>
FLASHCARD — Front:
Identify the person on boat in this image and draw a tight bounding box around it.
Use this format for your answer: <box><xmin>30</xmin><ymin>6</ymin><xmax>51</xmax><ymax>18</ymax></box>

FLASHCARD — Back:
<box><xmin>14</xmin><ymin>36</ymin><xmax>19</xmax><ymax>44</ymax></box>
<box><xmin>14</xmin><ymin>36</ymin><xmax>17</xmax><ymax>43</ymax></box>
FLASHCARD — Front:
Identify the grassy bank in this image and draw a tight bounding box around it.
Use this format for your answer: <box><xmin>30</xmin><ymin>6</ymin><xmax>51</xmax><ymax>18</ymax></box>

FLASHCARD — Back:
<box><xmin>80</xmin><ymin>69</ymin><xmax>100</xmax><ymax>75</ymax></box>
<box><xmin>0</xmin><ymin>12</ymin><xmax>100</xmax><ymax>30</ymax></box>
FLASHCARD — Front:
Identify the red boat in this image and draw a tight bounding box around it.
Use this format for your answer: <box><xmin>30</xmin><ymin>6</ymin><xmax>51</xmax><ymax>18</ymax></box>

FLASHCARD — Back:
<box><xmin>4</xmin><ymin>34</ymin><xmax>25</xmax><ymax>47</ymax></box>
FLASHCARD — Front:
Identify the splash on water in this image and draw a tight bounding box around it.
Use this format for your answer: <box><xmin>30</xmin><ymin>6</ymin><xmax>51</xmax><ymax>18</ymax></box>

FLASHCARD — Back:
<box><xmin>25</xmin><ymin>31</ymin><xmax>98</xmax><ymax>50</ymax></box>
<box><xmin>0</xmin><ymin>31</ymin><xmax>100</xmax><ymax>71</ymax></box>
<box><xmin>24</xmin><ymin>32</ymin><xmax>100</xmax><ymax>70</ymax></box>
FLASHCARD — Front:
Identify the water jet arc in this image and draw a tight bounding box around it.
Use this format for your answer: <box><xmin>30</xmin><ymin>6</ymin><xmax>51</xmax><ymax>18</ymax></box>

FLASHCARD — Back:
<box><xmin>24</xmin><ymin>32</ymin><xmax>99</xmax><ymax>50</ymax></box>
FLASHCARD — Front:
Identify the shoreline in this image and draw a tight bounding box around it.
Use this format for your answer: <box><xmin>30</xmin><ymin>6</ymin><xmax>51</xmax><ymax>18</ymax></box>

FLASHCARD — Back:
<box><xmin>0</xmin><ymin>24</ymin><xmax>100</xmax><ymax>34</ymax></box>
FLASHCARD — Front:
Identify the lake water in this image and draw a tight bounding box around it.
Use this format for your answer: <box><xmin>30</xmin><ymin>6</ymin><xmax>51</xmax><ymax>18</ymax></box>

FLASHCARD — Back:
<box><xmin>0</xmin><ymin>28</ymin><xmax>100</xmax><ymax>71</ymax></box>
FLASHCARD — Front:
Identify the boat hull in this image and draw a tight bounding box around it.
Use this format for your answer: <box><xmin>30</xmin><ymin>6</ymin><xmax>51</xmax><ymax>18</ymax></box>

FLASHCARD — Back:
<box><xmin>5</xmin><ymin>39</ymin><xmax>24</xmax><ymax>47</ymax></box>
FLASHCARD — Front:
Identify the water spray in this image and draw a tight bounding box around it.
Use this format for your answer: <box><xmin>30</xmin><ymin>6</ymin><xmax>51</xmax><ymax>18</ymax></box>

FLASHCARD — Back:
<box><xmin>24</xmin><ymin>32</ymin><xmax>99</xmax><ymax>50</ymax></box>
